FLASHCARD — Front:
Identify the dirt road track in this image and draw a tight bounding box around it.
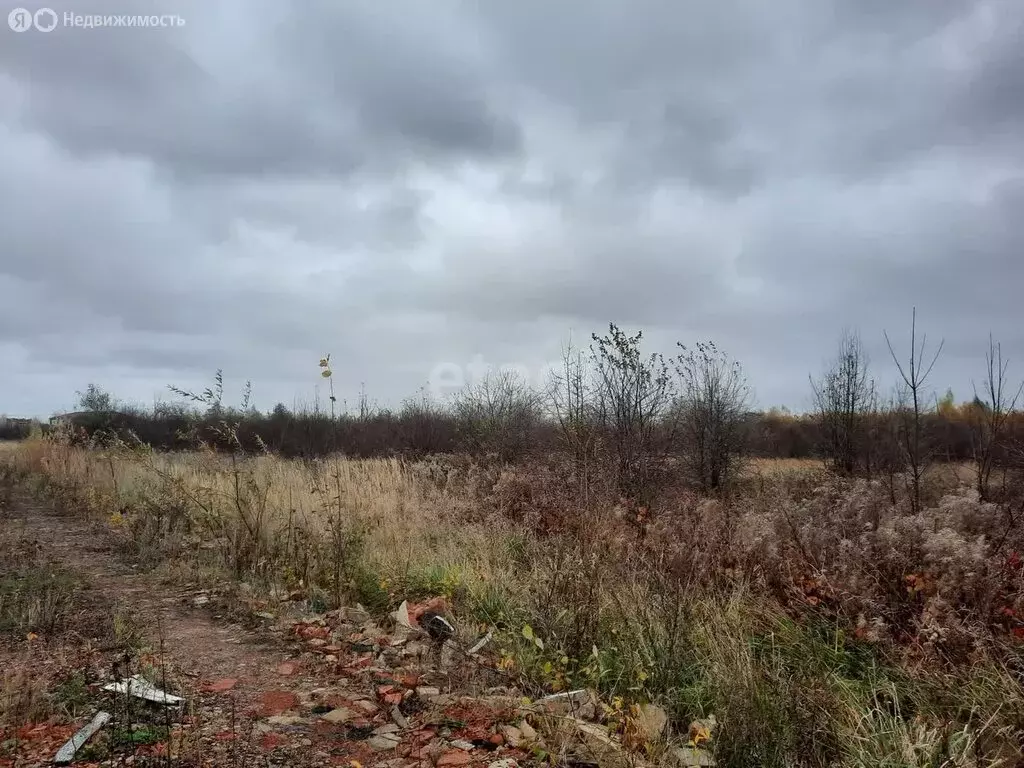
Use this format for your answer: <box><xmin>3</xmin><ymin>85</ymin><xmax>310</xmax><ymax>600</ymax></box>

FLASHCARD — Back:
<box><xmin>0</xmin><ymin>495</ymin><xmax>529</xmax><ymax>767</ymax></box>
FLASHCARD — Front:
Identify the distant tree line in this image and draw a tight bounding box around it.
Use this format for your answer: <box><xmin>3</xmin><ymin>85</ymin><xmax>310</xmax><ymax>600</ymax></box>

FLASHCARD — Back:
<box><xmin>27</xmin><ymin>312</ymin><xmax>1024</xmax><ymax>504</ymax></box>
<box><xmin>44</xmin><ymin>394</ymin><xmax>1022</xmax><ymax>463</ymax></box>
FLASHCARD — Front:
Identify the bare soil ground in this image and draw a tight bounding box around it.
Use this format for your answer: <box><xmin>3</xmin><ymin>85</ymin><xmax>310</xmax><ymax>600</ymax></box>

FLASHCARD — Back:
<box><xmin>0</xmin><ymin>495</ymin><xmax>534</xmax><ymax>767</ymax></box>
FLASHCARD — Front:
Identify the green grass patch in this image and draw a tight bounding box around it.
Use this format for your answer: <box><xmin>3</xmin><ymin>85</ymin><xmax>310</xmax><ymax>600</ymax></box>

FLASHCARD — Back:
<box><xmin>0</xmin><ymin>565</ymin><xmax>79</xmax><ymax>637</ymax></box>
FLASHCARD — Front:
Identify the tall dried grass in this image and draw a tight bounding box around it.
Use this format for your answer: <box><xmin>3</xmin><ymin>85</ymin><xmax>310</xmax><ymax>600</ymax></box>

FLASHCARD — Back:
<box><xmin>5</xmin><ymin>438</ymin><xmax>1024</xmax><ymax>767</ymax></box>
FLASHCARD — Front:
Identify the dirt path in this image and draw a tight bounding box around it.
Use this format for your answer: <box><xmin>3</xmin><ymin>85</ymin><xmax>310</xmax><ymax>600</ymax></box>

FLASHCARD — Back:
<box><xmin>0</xmin><ymin>496</ymin><xmax>532</xmax><ymax>767</ymax></box>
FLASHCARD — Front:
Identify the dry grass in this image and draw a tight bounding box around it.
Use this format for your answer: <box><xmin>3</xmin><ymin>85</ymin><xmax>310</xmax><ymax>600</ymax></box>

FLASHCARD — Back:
<box><xmin>5</xmin><ymin>439</ymin><xmax>1024</xmax><ymax>767</ymax></box>
<box><xmin>745</xmin><ymin>457</ymin><xmax>822</xmax><ymax>476</ymax></box>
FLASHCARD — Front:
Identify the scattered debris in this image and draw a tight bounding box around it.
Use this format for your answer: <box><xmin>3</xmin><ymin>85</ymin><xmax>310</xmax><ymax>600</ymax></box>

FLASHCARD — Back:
<box><xmin>517</xmin><ymin>719</ymin><xmax>538</xmax><ymax>744</ymax></box>
<box><xmin>534</xmin><ymin>689</ymin><xmax>600</xmax><ymax>720</ymax></box>
<box><xmin>635</xmin><ymin>703</ymin><xmax>668</xmax><ymax>742</ymax></box>
<box><xmin>353</xmin><ymin>699</ymin><xmax>380</xmax><ymax>715</ymax></box>
<box><xmin>322</xmin><ymin>706</ymin><xmax>356</xmax><ymax>724</ymax></box>
<box><xmin>102</xmin><ymin>675</ymin><xmax>184</xmax><ymax>706</ymax></box>
<box><xmin>267</xmin><ymin>714</ymin><xmax>306</xmax><ymax>726</ymax></box>
<box><xmin>390</xmin><ymin>600</ymin><xmax>414</xmax><ymax>630</ymax></box>
<box><xmin>488</xmin><ymin>759</ymin><xmax>519</xmax><ymax>768</ymax></box>
<box><xmin>419</xmin><ymin>610</ymin><xmax>456</xmax><ymax>643</ymax></box>
<box><xmin>340</xmin><ymin>605</ymin><xmax>372</xmax><ymax>624</ymax></box>
<box><xmin>467</xmin><ymin>630</ymin><xmax>494</xmax><ymax>656</ymax></box>
<box><xmin>498</xmin><ymin>724</ymin><xmax>525</xmax><ymax>747</ymax></box>
<box><xmin>53</xmin><ymin>711</ymin><xmax>110</xmax><ymax>764</ymax></box>
<box><xmin>437</xmin><ymin>749</ymin><xmax>473</xmax><ymax>766</ymax></box>
<box><xmin>558</xmin><ymin>718</ymin><xmax>636</xmax><ymax>768</ymax></box>
<box><xmin>391</xmin><ymin>704</ymin><xmax>411</xmax><ymax>729</ymax></box>
<box><xmin>368</xmin><ymin>732</ymin><xmax>403</xmax><ymax>751</ymax></box>
<box><xmin>202</xmin><ymin>678</ymin><xmax>238</xmax><ymax>693</ymax></box>
<box><xmin>259</xmin><ymin>690</ymin><xmax>301</xmax><ymax>716</ymax></box>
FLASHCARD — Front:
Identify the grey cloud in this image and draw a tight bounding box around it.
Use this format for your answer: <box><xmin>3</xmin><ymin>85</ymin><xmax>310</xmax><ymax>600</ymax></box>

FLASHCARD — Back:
<box><xmin>2</xmin><ymin>0</ymin><xmax>1023</xmax><ymax>416</ymax></box>
<box><xmin>2</xmin><ymin>0</ymin><xmax>520</xmax><ymax>181</ymax></box>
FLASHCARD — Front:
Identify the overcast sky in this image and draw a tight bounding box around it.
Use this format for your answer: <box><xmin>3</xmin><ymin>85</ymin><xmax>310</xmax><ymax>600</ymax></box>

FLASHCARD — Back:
<box><xmin>2</xmin><ymin>0</ymin><xmax>1022</xmax><ymax>417</ymax></box>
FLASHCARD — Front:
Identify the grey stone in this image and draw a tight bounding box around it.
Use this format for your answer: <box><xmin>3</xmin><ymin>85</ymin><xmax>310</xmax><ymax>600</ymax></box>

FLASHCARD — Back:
<box><xmin>368</xmin><ymin>733</ymin><xmax>402</xmax><ymax>751</ymax></box>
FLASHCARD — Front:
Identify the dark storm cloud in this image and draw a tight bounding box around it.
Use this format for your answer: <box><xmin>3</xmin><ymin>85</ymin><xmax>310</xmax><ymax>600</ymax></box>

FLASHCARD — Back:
<box><xmin>1</xmin><ymin>0</ymin><xmax>520</xmax><ymax>180</ymax></box>
<box><xmin>1</xmin><ymin>0</ymin><xmax>1022</xmax><ymax>417</ymax></box>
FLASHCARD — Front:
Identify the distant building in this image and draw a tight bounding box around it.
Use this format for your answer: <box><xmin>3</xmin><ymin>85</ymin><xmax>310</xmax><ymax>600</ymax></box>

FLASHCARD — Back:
<box><xmin>0</xmin><ymin>416</ymin><xmax>39</xmax><ymax>438</ymax></box>
<box><xmin>1</xmin><ymin>416</ymin><xmax>35</xmax><ymax>427</ymax></box>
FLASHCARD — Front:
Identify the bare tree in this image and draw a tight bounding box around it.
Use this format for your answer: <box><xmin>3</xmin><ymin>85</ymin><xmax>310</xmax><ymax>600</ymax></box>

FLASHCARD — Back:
<box><xmin>884</xmin><ymin>308</ymin><xmax>944</xmax><ymax>514</ymax></box>
<box><xmin>547</xmin><ymin>337</ymin><xmax>601</xmax><ymax>501</ymax></box>
<box><xmin>453</xmin><ymin>369</ymin><xmax>542</xmax><ymax>462</ymax></box>
<box><xmin>590</xmin><ymin>324</ymin><xmax>677</xmax><ymax>505</ymax></box>
<box><xmin>673</xmin><ymin>341</ymin><xmax>750</xmax><ymax>493</ymax></box>
<box><xmin>810</xmin><ymin>329</ymin><xmax>876</xmax><ymax>475</ymax></box>
<box><xmin>968</xmin><ymin>334</ymin><xmax>1023</xmax><ymax>501</ymax></box>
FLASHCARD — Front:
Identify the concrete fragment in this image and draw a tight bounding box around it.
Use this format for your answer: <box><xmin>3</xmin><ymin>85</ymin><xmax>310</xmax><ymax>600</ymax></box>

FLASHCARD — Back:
<box><xmin>498</xmin><ymin>725</ymin><xmax>523</xmax><ymax>747</ymax></box>
<box><xmin>320</xmin><ymin>707</ymin><xmax>355</xmax><ymax>724</ymax></box>
<box><xmin>53</xmin><ymin>711</ymin><xmax>110</xmax><ymax>764</ymax></box>
<box><xmin>102</xmin><ymin>675</ymin><xmax>183</xmax><ymax>706</ymax></box>
<box><xmin>534</xmin><ymin>689</ymin><xmax>599</xmax><ymax>720</ymax></box>
<box><xmin>368</xmin><ymin>733</ymin><xmax>402</xmax><ymax>751</ymax></box>
<box><xmin>635</xmin><ymin>703</ymin><xmax>668</xmax><ymax>742</ymax></box>
<box><xmin>267</xmin><ymin>715</ymin><xmax>306</xmax><ymax>726</ymax></box>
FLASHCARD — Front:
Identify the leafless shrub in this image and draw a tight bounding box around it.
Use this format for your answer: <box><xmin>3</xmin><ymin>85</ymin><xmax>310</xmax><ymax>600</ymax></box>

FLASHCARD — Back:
<box><xmin>590</xmin><ymin>324</ymin><xmax>677</xmax><ymax>507</ymax></box>
<box><xmin>547</xmin><ymin>338</ymin><xmax>602</xmax><ymax>502</ymax></box>
<box><xmin>885</xmin><ymin>308</ymin><xmax>944</xmax><ymax>514</ymax></box>
<box><xmin>810</xmin><ymin>329</ymin><xmax>876</xmax><ymax>476</ymax></box>
<box><xmin>969</xmin><ymin>334</ymin><xmax>1024</xmax><ymax>502</ymax></box>
<box><xmin>453</xmin><ymin>369</ymin><xmax>543</xmax><ymax>462</ymax></box>
<box><xmin>673</xmin><ymin>341</ymin><xmax>750</xmax><ymax>493</ymax></box>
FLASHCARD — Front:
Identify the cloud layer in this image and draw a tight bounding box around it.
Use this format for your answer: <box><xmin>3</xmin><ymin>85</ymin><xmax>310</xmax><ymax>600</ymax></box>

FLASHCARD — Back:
<box><xmin>2</xmin><ymin>0</ymin><xmax>1022</xmax><ymax>416</ymax></box>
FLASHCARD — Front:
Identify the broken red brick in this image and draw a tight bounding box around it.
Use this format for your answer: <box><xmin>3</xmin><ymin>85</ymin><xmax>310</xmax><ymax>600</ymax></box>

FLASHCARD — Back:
<box><xmin>408</xmin><ymin>745</ymin><xmax>433</xmax><ymax>761</ymax></box>
<box><xmin>353</xmin><ymin>699</ymin><xmax>379</xmax><ymax>715</ymax></box>
<box><xmin>276</xmin><ymin>661</ymin><xmax>299</xmax><ymax>676</ymax></box>
<box><xmin>137</xmin><ymin>742</ymin><xmax>168</xmax><ymax>758</ymax></box>
<box><xmin>412</xmin><ymin>727</ymin><xmax>436</xmax><ymax>745</ymax></box>
<box><xmin>258</xmin><ymin>690</ymin><xmax>300</xmax><ymax>716</ymax></box>
<box><xmin>202</xmin><ymin>678</ymin><xmax>238</xmax><ymax>693</ymax></box>
<box><xmin>409</xmin><ymin>596</ymin><xmax>449</xmax><ymax>623</ymax></box>
<box><xmin>260</xmin><ymin>732</ymin><xmax>288</xmax><ymax>750</ymax></box>
<box><xmin>295</xmin><ymin>624</ymin><xmax>331</xmax><ymax>640</ymax></box>
<box><xmin>437</xmin><ymin>749</ymin><xmax>473</xmax><ymax>767</ymax></box>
